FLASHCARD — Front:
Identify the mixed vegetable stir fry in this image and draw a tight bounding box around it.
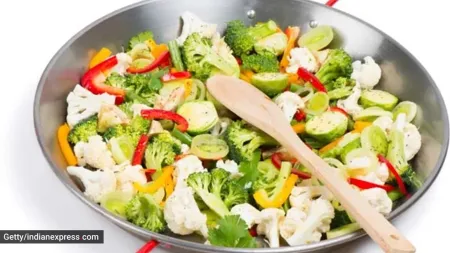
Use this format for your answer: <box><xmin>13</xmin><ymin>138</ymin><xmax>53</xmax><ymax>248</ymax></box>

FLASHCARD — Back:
<box><xmin>58</xmin><ymin>11</ymin><xmax>423</xmax><ymax>248</ymax></box>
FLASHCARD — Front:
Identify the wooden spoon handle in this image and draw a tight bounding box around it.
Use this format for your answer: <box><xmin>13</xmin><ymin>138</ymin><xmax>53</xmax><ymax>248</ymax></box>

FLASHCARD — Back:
<box><xmin>278</xmin><ymin>130</ymin><xmax>415</xmax><ymax>253</ymax></box>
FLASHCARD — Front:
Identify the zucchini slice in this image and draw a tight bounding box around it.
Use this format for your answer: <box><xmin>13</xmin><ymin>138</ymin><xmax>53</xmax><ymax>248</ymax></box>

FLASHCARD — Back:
<box><xmin>353</xmin><ymin>107</ymin><xmax>393</xmax><ymax>122</ymax></box>
<box><xmin>191</xmin><ymin>134</ymin><xmax>229</xmax><ymax>160</ymax></box>
<box><xmin>100</xmin><ymin>191</ymin><xmax>133</xmax><ymax>218</ymax></box>
<box><xmin>305</xmin><ymin>111</ymin><xmax>348</xmax><ymax>143</ymax></box>
<box><xmin>360</xmin><ymin>90</ymin><xmax>398</xmax><ymax>111</ymax></box>
<box><xmin>298</xmin><ymin>25</ymin><xmax>334</xmax><ymax>51</ymax></box>
<box><xmin>107</xmin><ymin>136</ymin><xmax>134</xmax><ymax>164</ymax></box>
<box><xmin>251</xmin><ymin>73</ymin><xmax>289</xmax><ymax>97</ymax></box>
<box><xmin>361</xmin><ymin>125</ymin><xmax>388</xmax><ymax>156</ymax></box>
<box><xmin>305</xmin><ymin>92</ymin><xmax>330</xmax><ymax>115</ymax></box>
<box><xmin>177</xmin><ymin>101</ymin><xmax>219</xmax><ymax>134</ymax></box>
<box><xmin>338</xmin><ymin>132</ymin><xmax>361</xmax><ymax>162</ymax></box>
<box><xmin>392</xmin><ymin>101</ymin><xmax>417</xmax><ymax>123</ymax></box>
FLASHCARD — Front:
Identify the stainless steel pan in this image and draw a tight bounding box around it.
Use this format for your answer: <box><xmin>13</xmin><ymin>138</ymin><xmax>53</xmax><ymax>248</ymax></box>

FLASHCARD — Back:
<box><xmin>33</xmin><ymin>0</ymin><xmax>449</xmax><ymax>252</ymax></box>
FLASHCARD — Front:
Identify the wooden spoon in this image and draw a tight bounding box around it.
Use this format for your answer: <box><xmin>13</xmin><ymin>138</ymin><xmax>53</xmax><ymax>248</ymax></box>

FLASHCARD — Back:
<box><xmin>206</xmin><ymin>75</ymin><xmax>415</xmax><ymax>253</ymax></box>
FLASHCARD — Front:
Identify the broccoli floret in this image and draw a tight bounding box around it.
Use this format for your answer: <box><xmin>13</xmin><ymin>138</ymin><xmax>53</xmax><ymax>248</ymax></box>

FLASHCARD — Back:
<box><xmin>402</xmin><ymin>167</ymin><xmax>422</xmax><ymax>192</ymax></box>
<box><xmin>144</xmin><ymin>131</ymin><xmax>181</xmax><ymax>170</ymax></box>
<box><xmin>330</xmin><ymin>210</ymin><xmax>353</xmax><ymax>229</ymax></box>
<box><xmin>117</xmin><ymin>101</ymin><xmax>134</xmax><ymax>118</ymax></box>
<box><xmin>252</xmin><ymin>161</ymin><xmax>293</xmax><ymax>205</ymax></box>
<box><xmin>252</xmin><ymin>160</ymin><xmax>279</xmax><ymax>192</ymax></box>
<box><xmin>315</xmin><ymin>49</ymin><xmax>353</xmax><ymax>85</ymax></box>
<box><xmin>125</xmin><ymin>193</ymin><xmax>166</xmax><ymax>232</ymax></box>
<box><xmin>128</xmin><ymin>31</ymin><xmax>154</xmax><ymax>51</ymax></box>
<box><xmin>67</xmin><ymin>115</ymin><xmax>98</xmax><ymax>144</ymax></box>
<box><xmin>105</xmin><ymin>72</ymin><xmax>127</xmax><ymax>88</ymax></box>
<box><xmin>325</xmin><ymin>76</ymin><xmax>356</xmax><ymax>91</ymax></box>
<box><xmin>187</xmin><ymin>168</ymin><xmax>249</xmax><ymax>218</ymax></box>
<box><xmin>182</xmin><ymin>33</ymin><xmax>239</xmax><ymax>81</ymax></box>
<box><xmin>241</xmin><ymin>53</ymin><xmax>279</xmax><ymax>73</ymax></box>
<box><xmin>222</xmin><ymin>181</ymin><xmax>248</xmax><ymax>209</ymax></box>
<box><xmin>225</xmin><ymin>120</ymin><xmax>277</xmax><ymax>163</ymax></box>
<box><xmin>224</xmin><ymin>20</ymin><xmax>278</xmax><ymax>56</ymax></box>
<box><xmin>103</xmin><ymin>115</ymin><xmax>150</xmax><ymax>146</ymax></box>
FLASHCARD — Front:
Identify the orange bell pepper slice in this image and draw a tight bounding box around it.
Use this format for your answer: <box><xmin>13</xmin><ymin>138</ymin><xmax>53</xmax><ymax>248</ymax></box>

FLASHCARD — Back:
<box><xmin>280</xmin><ymin>26</ymin><xmax>300</xmax><ymax>72</ymax></box>
<box><xmin>89</xmin><ymin>47</ymin><xmax>112</xmax><ymax>69</ymax></box>
<box><xmin>164</xmin><ymin>175</ymin><xmax>175</xmax><ymax>200</ymax></box>
<box><xmin>57</xmin><ymin>124</ymin><xmax>77</xmax><ymax>166</ymax></box>
<box><xmin>253</xmin><ymin>174</ymin><xmax>298</xmax><ymax>208</ymax></box>
<box><xmin>292</xmin><ymin>122</ymin><xmax>306</xmax><ymax>134</ymax></box>
<box><xmin>133</xmin><ymin>166</ymin><xmax>174</xmax><ymax>194</ymax></box>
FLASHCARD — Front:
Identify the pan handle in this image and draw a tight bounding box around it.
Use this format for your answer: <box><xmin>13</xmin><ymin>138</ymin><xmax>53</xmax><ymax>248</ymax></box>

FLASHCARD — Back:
<box><xmin>325</xmin><ymin>0</ymin><xmax>339</xmax><ymax>7</ymax></box>
<box><xmin>136</xmin><ymin>1</ymin><xmax>341</xmax><ymax>252</ymax></box>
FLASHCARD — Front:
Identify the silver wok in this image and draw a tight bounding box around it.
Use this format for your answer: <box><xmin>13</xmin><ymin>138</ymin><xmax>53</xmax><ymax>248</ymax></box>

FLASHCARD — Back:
<box><xmin>33</xmin><ymin>0</ymin><xmax>449</xmax><ymax>252</ymax></box>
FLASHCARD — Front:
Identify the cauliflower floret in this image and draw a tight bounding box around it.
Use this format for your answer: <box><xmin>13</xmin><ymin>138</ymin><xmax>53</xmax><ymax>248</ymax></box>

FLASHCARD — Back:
<box><xmin>404</xmin><ymin>123</ymin><xmax>422</xmax><ymax>161</ymax></box>
<box><xmin>376</xmin><ymin>162</ymin><xmax>390</xmax><ymax>183</ymax></box>
<box><xmin>373</xmin><ymin>116</ymin><xmax>393</xmax><ymax>134</ymax></box>
<box><xmin>176</xmin><ymin>11</ymin><xmax>217</xmax><ymax>45</ymax></box>
<box><xmin>110</xmin><ymin>52</ymin><xmax>132</xmax><ymax>75</ymax></box>
<box><xmin>164</xmin><ymin>187</ymin><xmax>208</xmax><ymax>237</ymax></box>
<box><xmin>280</xmin><ymin>207</ymin><xmax>308</xmax><ymax>241</ymax></box>
<box><xmin>298</xmin><ymin>179</ymin><xmax>334</xmax><ymax>201</ymax></box>
<box><xmin>172</xmin><ymin>155</ymin><xmax>207</xmax><ymax>190</ymax></box>
<box><xmin>66</xmin><ymin>85</ymin><xmax>115</xmax><ymax>128</ymax></box>
<box><xmin>114</xmin><ymin>162</ymin><xmax>146</xmax><ymax>194</ymax></box>
<box><xmin>97</xmin><ymin>104</ymin><xmax>130</xmax><ymax>132</ymax></box>
<box><xmin>131</xmin><ymin>103</ymin><xmax>152</xmax><ymax>117</ymax></box>
<box><xmin>274</xmin><ymin>91</ymin><xmax>305</xmax><ymax>121</ymax></box>
<box><xmin>256</xmin><ymin>208</ymin><xmax>285</xmax><ymax>248</ymax></box>
<box><xmin>351</xmin><ymin>56</ymin><xmax>382</xmax><ymax>89</ymax></box>
<box><xmin>360</xmin><ymin>188</ymin><xmax>393</xmax><ymax>216</ymax></box>
<box><xmin>230</xmin><ymin>203</ymin><xmax>262</xmax><ymax>228</ymax></box>
<box><xmin>337</xmin><ymin>82</ymin><xmax>363</xmax><ymax>117</ymax></box>
<box><xmin>312</xmin><ymin>49</ymin><xmax>330</xmax><ymax>66</ymax></box>
<box><xmin>284</xmin><ymin>198</ymin><xmax>334</xmax><ymax>246</ymax></box>
<box><xmin>216</xmin><ymin>159</ymin><xmax>241</xmax><ymax>178</ymax></box>
<box><xmin>286</xmin><ymin>47</ymin><xmax>319</xmax><ymax>73</ymax></box>
<box><xmin>180</xmin><ymin>144</ymin><xmax>190</xmax><ymax>154</ymax></box>
<box><xmin>67</xmin><ymin>166</ymin><xmax>116</xmax><ymax>203</ymax></box>
<box><xmin>74</xmin><ymin>135</ymin><xmax>116</xmax><ymax>170</ymax></box>
<box><xmin>289</xmin><ymin>187</ymin><xmax>312</xmax><ymax>212</ymax></box>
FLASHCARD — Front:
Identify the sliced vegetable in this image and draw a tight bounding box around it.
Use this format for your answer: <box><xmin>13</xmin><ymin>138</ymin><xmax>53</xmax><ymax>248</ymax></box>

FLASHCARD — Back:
<box><xmin>133</xmin><ymin>165</ymin><xmax>174</xmax><ymax>193</ymax></box>
<box><xmin>250</xmin><ymin>73</ymin><xmax>289</xmax><ymax>97</ymax></box>
<box><xmin>280</xmin><ymin>26</ymin><xmax>301</xmax><ymax>70</ymax></box>
<box><xmin>344</xmin><ymin>148</ymin><xmax>379</xmax><ymax>176</ymax></box>
<box><xmin>254</xmin><ymin>32</ymin><xmax>288</xmax><ymax>56</ymax></box>
<box><xmin>294</xmin><ymin>110</ymin><xmax>306</xmax><ymax>121</ymax></box>
<box><xmin>108</xmin><ymin>136</ymin><xmax>134</xmax><ymax>164</ymax></box>
<box><xmin>89</xmin><ymin>47</ymin><xmax>112</xmax><ymax>69</ymax></box>
<box><xmin>100</xmin><ymin>191</ymin><xmax>133</xmax><ymax>218</ymax></box>
<box><xmin>378</xmin><ymin>154</ymin><xmax>408</xmax><ymax>196</ymax></box>
<box><xmin>353</xmin><ymin>121</ymin><xmax>372</xmax><ymax>132</ymax></box>
<box><xmin>305</xmin><ymin>111</ymin><xmax>348</xmax><ymax>143</ymax></box>
<box><xmin>330</xmin><ymin>106</ymin><xmax>349</xmax><ymax>117</ymax></box>
<box><xmin>193</xmin><ymin>79</ymin><xmax>206</xmax><ymax>100</ymax></box>
<box><xmin>141</xmin><ymin>109</ymin><xmax>189</xmax><ymax>132</ymax></box>
<box><xmin>338</xmin><ymin>132</ymin><xmax>361</xmax><ymax>161</ymax></box>
<box><xmin>361</xmin><ymin>125</ymin><xmax>388</xmax><ymax>156</ymax></box>
<box><xmin>387</xmin><ymin>189</ymin><xmax>403</xmax><ymax>202</ymax></box>
<box><xmin>57</xmin><ymin>124</ymin><xmax>77</xmax><ymax>166</ymax></box>
<box><xmin>127</xmin><ymin>50</ymin><xmax>170</xmax><ymax>74</ymax></box>
<box><xmin>191</xmin><ymin>134</ymin><xmax>229</xmax><ymax>160</ymax></box>
<box><xmin>353</xmin><ymin>107</ymin><xmax>393</xmax><ymax>122</ymax></box>
<box><xmin>298</xmin><ymin>25</ymin><xmax>334</xmax><ymax>51</ymax></box>
<box><xmin>128</xmin><ymin>43</ymin><xmax>154</xmax><ymax>60</ymax></box>
<box><xmin>152</xmin><ymin>187</ymin><xmax>166</xmax><ymax>204</ymax></box>
<box><xmin>328</xmin><ymin>86</ymin><xmax>353</xmax><ymax>100</ymax></box>
<box><xmin>253</xmin><ymin>173</ymin><xmax>298</xmax><ymax>208</ymax></box>
<box><xmin>177</xmin><ymin>101</ymin><xmax>219</xmax><ymax>134</ymax></box>
<box><xmin>392</xmin><ymin>101</ymin><xmax>418</xmax><ymax>122</ymax></box>
<box><xmin>164</xmin><ymin>175</ymin><xmax>175</xmax><ymax>200</ymax></box>
<box><xmin>292</xmin><ymin>122</ymin><xmax>306</xmax><ymax>134</ymax></box>
<box><xmin>297</xmin><ymin>67</ymin><xmax>327</xmax><ymax>92</ymax></box>
<box><xmin>305</xmin><ymin>92</ymin><xmax>329</xmax><ymax>115</ymax></box>
<box><xmin>171</xmin><ymin>127</ymin><xmax>192</xmax><ymax>145</ymax></box>
<box><xmin>168</xmin><ymin>40</ymin><xmax>185</xmax><ymax>71</ymax></box>
<box><xmin>131</xmin><ymin>135</ymin><xmax>150</xmax><ymax>166</ymax></box>
<box><xmin>360</xmin><ymin>90</ymin><xmax>398</xmax><ymax>111</ymax></box>
<box><xmin>326</xmin><ymin>223</ymin><xmax>360</xmax><ymax>239</ymax></box>
<box><xmin>161</xmin><ymin>71</ymin><xmax>191</xmax><ymax>82</ymax></box>
<box><xmin>349</xmin><ymin>178</ymin><xmax>395</xmax><ymax>192</ymax></box>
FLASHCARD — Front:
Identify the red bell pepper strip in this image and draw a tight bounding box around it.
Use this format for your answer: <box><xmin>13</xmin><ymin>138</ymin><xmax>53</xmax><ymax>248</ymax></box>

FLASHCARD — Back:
<box><xmin>161</xmin><ymin>71</ymin><xmax>191</xmax><ymax>82</ymax></box>
<box><xmin>235</xmin><ymin>57</ymin><xmax>242</xmax><ymax>65</ymax></box>
<box><xmin>80</xmin><ymin>55</ymin><xmax>126</xmax><ymax>103</ymax></box>
<box><xmin>132</xmin><ymin>135</ymin><xmax>150</xmax><ymax>166</ymax></box>
<box><xmin>349</xmin><ymin>178</ymin><xmax>395</xmax><ymax>192</ymax></box>
<box><xmin>330</xmin><ymin>106</ymin><xmax>349</xmax><ymax>117</ymax></box>
<box><xmin>248</xmin><ymin>226</ymin><xmax>257</xmax><ymax>237</ymax></box>
<box><xmin>297</xmin><ymin>67</ymin><xmax>327</xmax><ymax>93</ymax></box>
<box><xmin>142</xmin><ymin>168</ymin><xmax>157</xmax><ymax>174</ymax></box>
<box><xmin>271</xmin><ymin>152</ymin><xmax>312</xmax><ymax>179</ymax></box>
<box><xmin>127</xmin><ymin>50</ymin><xmax>171</xmax><ymax>74</ymax></box>
<box><xmin>326</xmin><ymin>0</ymin><xmax>339</xmax><ymax>7</ymax></box>
<box><xmin>294</xmin><ymin>109</ymin><xmax>306</xmax><ymax>121</ymax></box>
<box><xmin>141</xmin><ymin>109</ymin><xmax>189</xmax><ymax>132</ymax></box>
<box><xmin>377</xmin><ymin>154</ymin><xmax>408</xmax><ymax>196</ymax></box>
<box><xmin>136</xmin><ymin>240</ymin><xmax>159</xmax><ymax>253</ymax></box>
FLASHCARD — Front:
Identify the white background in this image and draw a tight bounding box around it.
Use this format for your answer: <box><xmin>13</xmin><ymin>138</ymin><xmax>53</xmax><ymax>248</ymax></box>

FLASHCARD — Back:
<box><xmin>0</xmin><ymin>0</ymin><xmax>449</xmax><ymax>252</ymax></box>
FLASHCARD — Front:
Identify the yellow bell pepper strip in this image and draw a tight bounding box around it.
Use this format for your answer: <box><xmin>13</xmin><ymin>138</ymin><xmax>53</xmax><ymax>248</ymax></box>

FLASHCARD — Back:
<box><xmin>147</xmin><ymin>38</ymin><xmax>169</xmax><ymax>59</ymax></box>
<box><xmin>240</xmin><ymin>74</ymin><xmax>251</xmax><ymax>83</ymax></box>
<box><xmin>57</xmin><ymin>124</ymin><xmax>77</xmax><ymax>166</ymax></box>
<box><xmin>243</xmin><ymin>70</ymin><xmax>254</xmax><ymax>80</ymax></box>
<box><xmin>287</xmin><ymin>73</ymin><xmax>299</xmax><ymax>84</ymax></box>
<box><xmin>133</xmin><ymin>166</ymin><xmax>174</xmax><ymax>193</ymax></box>
<box><xmin>280</xmin><ymin>26</ymin><xmax>300</xmax><ymax>71</ymax></box>
<box><xmin>183</xmin><ymin>79</ymin><xmax>193</xmax><ymax>99</ymax></box>
<box><xmin>354</xmin><ymin>121</ymin><xmax>372</xmax><ymax>132</ymax></box>
<box><xmin>253</xmin><ymin>174</ymin><xmax>298</xmax><ymax>208</ymax></box>
<box><xmin>89</xmin><ymin>47</ymin><xmax>112</xmax><ymax>69</ymax></box>
<box><xmin>164</xmin><ymin>175</ymin><xmax>175</xmax><ymax>200</ymax></box>
<box><xmin>292</xmin><ymin>122</ymin><xmax>305</xmax><ymax>134</ymax></box>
